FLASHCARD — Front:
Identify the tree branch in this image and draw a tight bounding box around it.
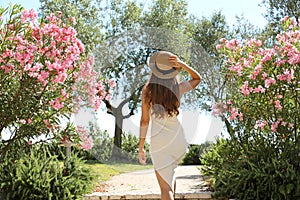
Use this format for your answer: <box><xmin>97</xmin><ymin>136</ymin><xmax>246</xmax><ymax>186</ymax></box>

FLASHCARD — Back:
<box><xmin>120</xmin><ymin>84</ymin><xmax>144</xmax><ymax>119</ymax></box>
<box><xmin>104</xmin><ymin>100</ymin><xmax>115</xmax><ymax>115</ymax></box>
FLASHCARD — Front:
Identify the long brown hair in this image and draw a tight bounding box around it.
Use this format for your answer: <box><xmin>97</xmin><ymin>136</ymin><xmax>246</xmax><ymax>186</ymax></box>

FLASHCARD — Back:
<box><xmin>144</xmin><ymin>73</ymin><xmax>180</xmax><ymax>118</ymax></box>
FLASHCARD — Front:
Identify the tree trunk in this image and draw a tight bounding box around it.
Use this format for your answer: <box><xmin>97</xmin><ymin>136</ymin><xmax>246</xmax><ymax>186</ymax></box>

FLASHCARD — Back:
<box><xmin>103</xmin><ymin>85</ymin><xmax>143</xmax><ymax>160</ymax></box>
<box><xmin>111</xmin><ymin>109</ymin><xmax>125</xmax><ymax>159</ymax></box>
<box><xmin>113</xmin><ymin>111</ymin><xmax>123</xmax><ymax>148</ymax></box>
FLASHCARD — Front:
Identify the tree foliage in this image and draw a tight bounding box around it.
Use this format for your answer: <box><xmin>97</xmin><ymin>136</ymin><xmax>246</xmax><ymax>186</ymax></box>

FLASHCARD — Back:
<box><xmin>261</xmin><ymin>0</ymin><xmax>300</xmax><ymax>25</ymax></box>
<box><xmin>39</xmin><ymin>0</ymin><xmax>104</xmax><ymax>53</ymax></box>
<box><xmin>38</xmin><ymin>0</ymin><xmax>263</xmax><ymax>156</ymax></box>
<box><xmin>260</xmin><ymin>0</ymin><xmax>300</xmax><ymax>43</ymax></box>
<box><xmin>96</xmin><ymin>0</ymin><xmax>195</xmax><ymax>155</ymax></box>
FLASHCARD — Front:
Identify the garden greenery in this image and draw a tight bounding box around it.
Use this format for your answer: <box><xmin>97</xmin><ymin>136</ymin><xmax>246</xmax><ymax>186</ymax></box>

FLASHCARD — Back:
<box><xmin>0</xmin><ymin>144</ymin><xmax>94</xmax><ymax>200</ymax></box>
<box><xmin>0</xmin><ymin>4</ymin><xmax>114</xmax><ymax>199</ymax></box>
<box><xmin>202</xmin><ymin>17</ymin><xmax>300</xmax><ymax>199</ymax></box>
<box><xmin>181</xmin><ymin>142</ymin><xmax>213</xmax><ymax>165</ymax></box>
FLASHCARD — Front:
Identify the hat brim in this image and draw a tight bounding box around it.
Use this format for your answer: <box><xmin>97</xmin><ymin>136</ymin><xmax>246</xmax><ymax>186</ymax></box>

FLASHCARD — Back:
<box><xmin>147</xmin><ymin>51</ymin><xmax>180</xmax><ymax>79</ymax></box>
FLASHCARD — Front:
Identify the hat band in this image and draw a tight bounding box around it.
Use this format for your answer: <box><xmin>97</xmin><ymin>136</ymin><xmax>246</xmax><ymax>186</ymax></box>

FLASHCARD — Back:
<box><xmin>155</xmin><ymin>62</ymin><xmax>176</xmax><ymax>75</ymax></box>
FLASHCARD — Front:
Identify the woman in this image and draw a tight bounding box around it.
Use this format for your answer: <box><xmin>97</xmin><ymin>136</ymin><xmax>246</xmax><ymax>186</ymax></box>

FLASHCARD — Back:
<box><xmin>139</xmin><ymin>51</ymin><xmax>202</xmax><ymax>200</ymax></box>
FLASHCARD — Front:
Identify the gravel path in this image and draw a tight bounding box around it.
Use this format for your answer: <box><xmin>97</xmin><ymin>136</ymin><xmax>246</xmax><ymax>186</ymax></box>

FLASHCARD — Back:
<box><xmin>91</xmin><ymin>165</ymin><xmax>211</xmax><ymax>196</ymax></box>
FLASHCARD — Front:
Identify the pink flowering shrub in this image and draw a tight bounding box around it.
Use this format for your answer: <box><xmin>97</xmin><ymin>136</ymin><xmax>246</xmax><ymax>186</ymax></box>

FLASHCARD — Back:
<box><xmin>76</xmin><ymin>126</ymin><xmax>93</xmax><ymax>151</ymax></box>
<box><xmin>202</xmin><ymin>17</ymin><xmax>300</xmax><ymax>199</ymax></box>
<box><xmin>215</xmin><ymin>17</ymin><xmax>299</xmax><ymax>137</ymax></box>
<box><xmin>0</xmin><ymin>5</ymin><xmax>114</xmax><ymax>152</ymax></box>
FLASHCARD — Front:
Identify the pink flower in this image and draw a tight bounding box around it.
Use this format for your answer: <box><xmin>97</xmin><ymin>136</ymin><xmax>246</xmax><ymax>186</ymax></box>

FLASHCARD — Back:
<box><xmin>94</xmin><ymin>99</ymin><xmax>102</xmax><ymax>111</ymax></box>
<box><xmin>45</xmin><ymin>61</ymin><xmax>54</xmax><ymax>71</ymax></box>
<box><xmin>108</xmin><ymin>79</ymin><xmax>116</xmax><ymax>88</ymax></box>
<box><xmin>282</xmin><ymin>16</ymin><xmax>289</xmax><ymax>22</ymax></box>
<box><xmin>227</xmin><ymin>99</ymin><xmax>233</xmax><ymax>105</ymax></box>
<box><xmin>0</xmin><ymin>8</ymin><xmax>110</xmax><ymax>131</ymax></box>
<box><xmin>216</xmin><ymin>44</ymin><xmax>222</xmax><ymax>50</ymax></box>
<box><xmin>276</xmin><ymin>59</ymin><xmax>286</xmax><ymax>66</ymax></box>
<box><xmin>96</xmin><ymin>81</ymin><xmax>104</xmax><ymax>91</ymax></box>
<box><xmin>271</xmin><ymin>121</ymin><xmax>280</xmax><ymax>132</ymax></box>
<box><xmin>2</xmin><ymin>49</ymin><xmax>13</xmax><ymax>58</ymax></box>
<box><xmin>212</xmin><ymin>102</ymin><xmax>225</xmax><ymax>117</ymax></box>
<box><xmin>27</xmin><ymin>118</ymin><xmax>32</xmax><ymax>124</ymax></box>
<box><xmin>241</xmin><ymin>81</ymin><xmax>252</xmax><ymax>96</ymax></box>
<box><xmin>53</xmin><ymin>72</ymin><xmax>67</xmax><ymax>83</ymax></box>
<box><xmin>281</xmin><ymin>121</ymin><xmax>287</xmax><ymax>126</ymax></box>
<box><xmin>286</xmin><ymin>69</ymin><xmax>294</xmax><ymax>80</ymax></box>
<box><xmin>30</xmin><ymin>63</ymin><xmax>43</xmax><ymax>72</ymax></box>
<box><xmin>69</xmin><ymin>16</ymin><xmax>76</xmax><ymax>25</ymax></box>
<box><xmin>43</xmin><ymin>119</ymin><xmax>50</xmax><ymax>126</ymax></box>
<box><xmin>246</xmin><ymin>39</ymin><xmax>262</xmax><ymax>47</ymax></box>
<box><xmin>253</xmin><ymin>85</ymin><xmax>266</xmax><ymax>93</ymax></box>
<box><xmin>264</xmin><ymin>77</ymin><xmax>276</xmax><ymax>88</ymax></box>
<box><xmin>281</xmin><ymin>69</ymin><xmax>294</xmax><ymax>82</ymax></box>
<box><xmin>261</xmin><ymin>72</ymin><xmax>268</xmax><ymax>80</ymax></box>
<box><xmin>254</xmin><ymin>39</ymin><xmax>262</xmax><ymax>47</ymax></box>
<box><xmin>260</xmin><ymin>48</ymin><xmax>276</xmax><ymax>63</ymax></box>
<box><xmin>21</xmin><ymin>9</ymin><xmax>37</xmax><ymax>22</ymax></box>
<box><xmin>0</xmin><ymin>64</ymin><xmax>14</xmax><ymax>73</ymax></box>
<box><xmin>37</xmin><ymin>71</ymin><xmax>49</xmax><ymax>84</ymax></box>
<box><xmin>46</xmin><ymin>13</ymin><xmax>58</xmax><ymax>23</ymax></box>
<box><xmin>77</xmin><ymin>126</ymin><xmax>93</xmax><ymax>150</ymax></box>
<box><xmin>61</xmin><ymin>89</ymin><xmax>69</xmax><ymax>99</ymax></box>
<box><xmin>254</xmin><ymin>120</ymin><xmax>268</xmax><ymax>130</ymax></box>
<box><xmin>230</xmin><ymin>107</ymin><xmax>239</xmax><ymax>121</ymax></box>
<box><xmin>105</xmin><ymin>94</ymin><xmax>112</xmax><ymax>101</ymax></box>
<box><xmin>230</xmin><ymin>63</ymin><xmax>243</xmax><ymax>76</ymax></box>
<box><xmin>275</xmin><ymin>100</ymin><xmax>282</xmax><ymax>110</ymax></box>
<box><xmin>225</xmin><ymin>39</ymin><xmax>240</xmax><ymax>50</ymax></box>
<box><xmin>251</xmin><ymin>64</ymin><xmax>262</xmax><ymax>79</ymax></box>
<box><xmin>239</xmin><ymin>112</ymin><xmax>243</xmax><ymax>121</ymax></box>
<box><xmin>50</xmin><ymin>98</ymin><xmax>64</xmax><ymax>110</ymax></box>
<box><xmin>29</xmin><ymin>71</ymin><xmax>38</xmax><ymax>78</ymax></box>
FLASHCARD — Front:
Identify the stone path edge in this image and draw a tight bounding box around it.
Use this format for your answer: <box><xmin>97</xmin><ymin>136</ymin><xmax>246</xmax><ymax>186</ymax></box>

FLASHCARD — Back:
<box><xmin>84</xmin><ymin>192</ymin><xmax>216</xmax><ymax>200</ymax></box>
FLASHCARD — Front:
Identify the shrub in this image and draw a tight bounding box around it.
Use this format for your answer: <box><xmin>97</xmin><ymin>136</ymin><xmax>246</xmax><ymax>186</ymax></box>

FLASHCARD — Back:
<box><xmin>88</xmin><ymin>128</ymin><xmax>114</xmax><ymax>162</ymax></box>
<box><xmin>181</xmin><ymin>142</ymin><xmax>213</xmax><ymax>165</ymax></box>
<box><xmin>121</xmin><ymin>131</ymin><xmax>151</xmax><ymax>163</ymax></box>
<box><xmin>0</xmin><ymin>144</ymin><xmax>94</xmax><ymax>200</ymax></box>
<box><xmin>203</xmin><ymin>16</ymin><xmax>300</xmax><ymax>199</ymax></box>
<box><xmin>0</xmin><ymin>4</ymin><xmax>114</xmax><ymax>156</ymax></box>
<box><xmin>201</xmin><ymin>138</ymin><xmax>300</xmax><ymax>199</ymax></box>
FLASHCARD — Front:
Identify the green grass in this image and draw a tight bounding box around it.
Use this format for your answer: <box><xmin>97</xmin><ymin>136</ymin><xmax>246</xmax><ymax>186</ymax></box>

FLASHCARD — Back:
<box><xmin>83</xmin><ymin>160</ymin><xmax>153</xmax><ymax>192</ymax></box>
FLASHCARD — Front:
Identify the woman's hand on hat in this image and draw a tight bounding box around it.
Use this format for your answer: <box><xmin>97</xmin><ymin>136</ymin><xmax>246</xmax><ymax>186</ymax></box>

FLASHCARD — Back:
<box><xmin>169</xmin><ymin>55</ymin><xmax>182</xmax><ymax>70</ymax></box>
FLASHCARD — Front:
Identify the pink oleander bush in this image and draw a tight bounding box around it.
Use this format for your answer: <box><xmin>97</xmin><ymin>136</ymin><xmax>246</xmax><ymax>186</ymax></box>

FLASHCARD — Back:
<box><xmin>0</xmin><ymin>4</ymin><xmax>117</xmax><ymax>199</ymax></box>
<box><xmin>202</xmin><ymin>17</ymin><xmax>300</xmax><ymax>199</ymax></box>
<box><xmin>216</xmin><ymin>17</ymin><xmax>298</xmax><ymax>133</ymax></box>
<box><xmin>0</xmin><ymin>4</ymin><xmax>114</xmax><ymax>152</ymax></box>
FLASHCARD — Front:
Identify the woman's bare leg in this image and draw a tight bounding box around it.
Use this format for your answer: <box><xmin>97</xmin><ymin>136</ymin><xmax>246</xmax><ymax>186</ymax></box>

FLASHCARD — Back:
<box><xmin>155</xmin><ymin>170</ymin><xmax>174</xmax><ymax>200</ymax></box>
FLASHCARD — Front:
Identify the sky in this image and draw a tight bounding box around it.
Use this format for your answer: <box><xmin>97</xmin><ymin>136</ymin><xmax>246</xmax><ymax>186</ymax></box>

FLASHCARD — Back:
<box><xmin>0</xmin><ymin>0</ymin><xmax>267</xmax><ymax>144</ymax></box>
<box><xmin>0</xmin><ymin>0</ymin><xmax>267</xmax><ymax>28</ymax></box>
<box><xmin>187</xmin><ymin>0</ymin><xmax>267</xmax><ymax>28</ymax></box>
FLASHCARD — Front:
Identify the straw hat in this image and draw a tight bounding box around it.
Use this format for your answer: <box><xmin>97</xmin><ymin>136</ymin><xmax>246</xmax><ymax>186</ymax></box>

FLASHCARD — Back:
<box><xmin>147</xmin><ymin>51</ymin><xmax>180</xmax><ymax>79</ymax></box>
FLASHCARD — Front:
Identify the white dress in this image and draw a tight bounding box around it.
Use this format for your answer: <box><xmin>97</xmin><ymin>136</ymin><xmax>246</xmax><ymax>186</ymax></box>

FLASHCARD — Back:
<box><xmin>150</xmin><ymin>113</ymin><xmax>188</xmax><ymax>190</ymax></box>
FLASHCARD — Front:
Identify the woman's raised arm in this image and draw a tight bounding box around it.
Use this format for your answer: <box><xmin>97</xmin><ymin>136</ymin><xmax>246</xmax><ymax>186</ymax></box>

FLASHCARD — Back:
<box><xmin>169</xmin><ymin>56</ymin><xmax>202</xmax><ymax>95</ymax></box>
